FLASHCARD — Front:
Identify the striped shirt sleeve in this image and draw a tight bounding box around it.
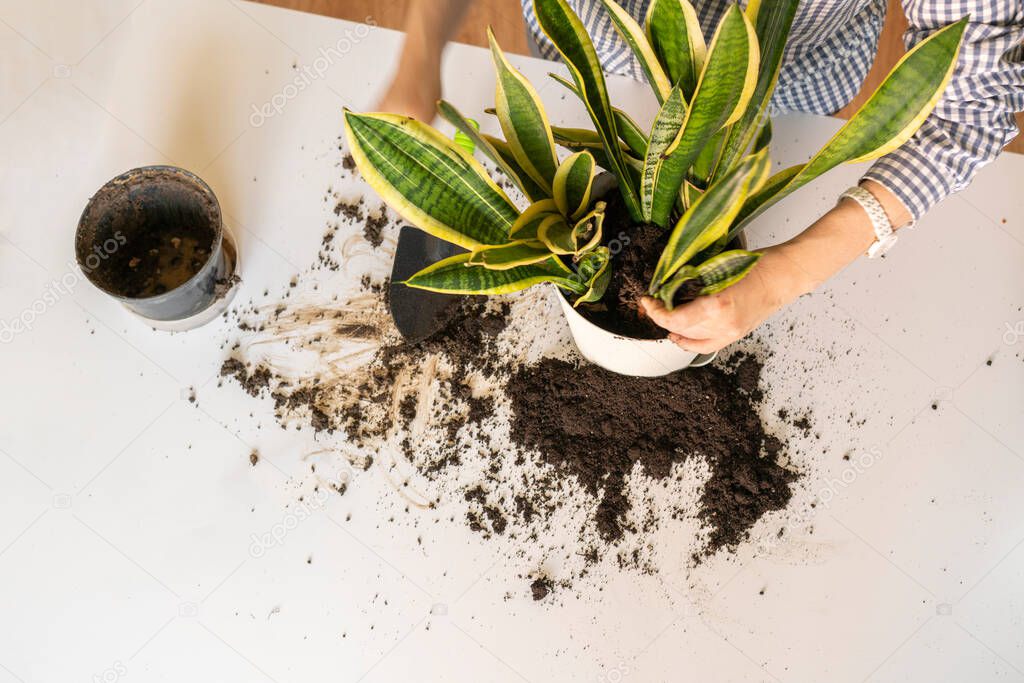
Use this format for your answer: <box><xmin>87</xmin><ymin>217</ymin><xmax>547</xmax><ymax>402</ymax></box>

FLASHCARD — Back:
<box><xmin>861</xmin><ymin>1</ymin><xmax>1024</xmax><ymax>221</ymax></box>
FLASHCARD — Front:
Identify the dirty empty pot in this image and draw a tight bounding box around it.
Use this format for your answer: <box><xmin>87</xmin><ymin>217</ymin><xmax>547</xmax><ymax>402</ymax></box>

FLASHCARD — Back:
<box><xmin>76</xmin><ymin>166</ymin><xmax>239</xmax><ymax>327</ymax></box>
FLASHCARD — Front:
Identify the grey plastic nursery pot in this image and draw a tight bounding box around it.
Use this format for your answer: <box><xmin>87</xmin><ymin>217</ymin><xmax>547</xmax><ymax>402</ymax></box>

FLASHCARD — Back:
<box><xmin>76</xmin><ymin>166</ymin><xmax>239</xmax><ymax>328</ymax></box>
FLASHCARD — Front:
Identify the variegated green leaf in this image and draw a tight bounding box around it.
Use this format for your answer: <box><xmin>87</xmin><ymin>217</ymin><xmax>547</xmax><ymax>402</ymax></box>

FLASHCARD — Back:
<box><xmin>695</xmin><ymin>249</ymin><xmax>761</xmax><ymax>295</ymax></box>
<box><xmin>728</xmin><ymin>162</ymin><xmax>802</xmax><ymax>239</ymax></box>
<box><xmin>467</xmin><ymin>240</ymin><xmax>552</xmax><ymax>270</ymax></box>
<box><xmin>537</xmin><ymin>213</ymin><xmax>575</xmax><ymax>255</ymax></box>
<box><xmin>489</xmin><ymin>28</ymin><xmax>559</xmax><ymax>191</ymax></box>
<box><xmin>648</xmin><ymin>5</ymin><xmax>759</xmax><ymax>227</ymax></box>
<box><xmin>572</xmin><ymin>201</ymin><xmax>605</xmax><ymax>254</ymax></box>
<box><xmin>343</xmin><ymin>110</ymin><xmax>518</xmax><ymax>248</ymax></box>
<box><xmin>651</xmin><ymin>149</ymin><xmax>768</xmax><ymax>288</ymax></box>
<box><xmin>680</xmin><ymin>180</ymin><xmax>703</xmax><ymax>211</ymax></box>
<box><xmin>716</xmin><ymin>0</ymin><xmax>798</xmax><ymax>177</ymax></box>
<box><xmin>730</xmin><ymin>17</ymin><xmax>968</xmax><ymax>234</ymax></box>
<box><xmin>535</xmin><ymin>0</ymin><xmax>643</xmax><ymax>220</ymax></box>
<box><xmin>478</xmin><ymin>134</ymin><xmax>549</xmax><ymax>202</ymax></box>
<box><xmin>596</xmin><ymin>0</ymin><xmax>672</xmax><ymax>102</ymax></box>
<box><xmin>553</xmin><ymin>151</ymin><xmax>597</xmax><ymax>219</ymax></box>
<box><xmin>655</xmin><ymin>265</ymin><xmax>699</xmax><ymax>309</ymax></box>
<box><xmin>645</xmin><ymin>0</ymin><xmax>706</xmax><ymax>100</ymax></box>
<box><xmin>406</xmin><ymin>252</ymin><xmax>585</xmax><ymax>295</ymax></box>
<box><xmin>438</xmin><ymin>100</ymin><xmax>547</xmax><ymax>202</ymax></box>
<box><xmin>641</xmin><ymin>84</ymin><xmax>687</xmax><ymax>223</ymax></box>
<box><xmin>510</xmin><ymin>198</ymin><xmax>560</xmax><ymax>238</ymax></box>
<box><xmin>548</xmin><ymin>72</ymin><xmax>649</xmax><ymax>157</ymax></box>
<box><xmin>752</xmin><ymin>118</ymin><xmax>772</xmax><ymax>153</ymax></box>
<box><xmin>689</xmin><ymin>126</ymin><xmax>728</xmax><ymax>188</ymax></box>
<box><xmin>573</xmin><ymin>246</ymin><xmax>612</xmax><ymax>305</ymax></box>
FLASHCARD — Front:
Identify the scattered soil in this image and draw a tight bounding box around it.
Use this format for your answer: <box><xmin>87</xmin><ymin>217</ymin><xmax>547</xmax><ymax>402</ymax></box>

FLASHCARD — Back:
<box><xmin>222</xmin><ymin>288</ymin><xmax>798</xmax><ymax>564</ymax></box>
<box><xmin>214</xmin><ymin>142</ymin><xmax>810</xmax><ymax>596</ymax></box>
<box><xmin>507</xmin><ymin>353</ymin><xmax>793</xmax><ymax>552</ymax></box>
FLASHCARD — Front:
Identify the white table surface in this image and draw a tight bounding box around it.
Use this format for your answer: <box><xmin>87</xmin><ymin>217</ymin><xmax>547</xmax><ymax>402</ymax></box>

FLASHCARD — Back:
<box><xmin>1</xmin><ymin>2</ymin><xmax>1023</xmax><ymax>682</ymax></box>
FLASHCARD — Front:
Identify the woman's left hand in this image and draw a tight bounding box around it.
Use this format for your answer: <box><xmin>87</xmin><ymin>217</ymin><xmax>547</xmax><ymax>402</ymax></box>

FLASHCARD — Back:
<box><xmin>640</xmin><ymin>245</ymin><xmax>810</xmax><ymax>353</ymax></box>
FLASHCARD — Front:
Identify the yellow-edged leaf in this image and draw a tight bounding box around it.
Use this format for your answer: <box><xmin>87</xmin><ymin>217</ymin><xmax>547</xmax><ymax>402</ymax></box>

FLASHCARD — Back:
<box><xmin>489</xmin><ymin>28</ymin><xmax>559</xmax><ymax>191</ymax></box>
<box><xmin>645</xmin><ymin>0</ymin><xmax>706</xmax><ymax>100</ymax></box>
<box><xmin>405</xmin><ymin>252</ymin><xmax>584</xmax><ymax>295</ymax></box>
<box><xmin>343</xmin><ymin>110</ymin><xmax>518</xmax><ymax>248</ymax></box>
<box><xmin>596</xmin><ymin>0</ymin><xmax>672</xmax><ymax>102</ymax></box>
<box><xmin>467</xmin><ymin>240</ymin><xmax>553</xmax><ymax>270</ymax></box>
<box><xmin>553</xmin><ymin>151</ymin><xmax>597</xmax><ymax>219</ymax></box>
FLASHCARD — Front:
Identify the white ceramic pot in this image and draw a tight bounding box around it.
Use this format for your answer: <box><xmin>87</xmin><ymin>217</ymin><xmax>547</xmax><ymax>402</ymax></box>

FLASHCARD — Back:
<box><xmin>556</xmin><ymin>288</ymin><xmax>716</xmax><ymax>377</ymax></box>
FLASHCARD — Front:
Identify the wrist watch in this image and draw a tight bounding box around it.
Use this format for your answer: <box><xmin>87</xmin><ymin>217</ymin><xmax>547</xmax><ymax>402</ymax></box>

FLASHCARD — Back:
<box><xmin>839</xmin><ymin>186</ymin><xmax>913</xmax><ymax>258</ymax></box>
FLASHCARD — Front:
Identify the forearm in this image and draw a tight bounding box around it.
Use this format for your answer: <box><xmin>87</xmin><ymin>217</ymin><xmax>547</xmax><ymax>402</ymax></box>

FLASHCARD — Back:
<box><xmin>770</xmin><ymin>179</ymin><xmax>910</xmax><ymax>299</ymax></box>
<box><xmin>397</xmin><ymin>0</ymin><xmax>473</xmax><ymax>73</ymax></box>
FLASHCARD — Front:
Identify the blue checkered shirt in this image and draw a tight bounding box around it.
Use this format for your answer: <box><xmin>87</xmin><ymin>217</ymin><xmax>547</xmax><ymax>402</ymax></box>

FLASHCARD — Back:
<box><xmin>522</xmin><ymin>0</ymin><xmax>1024</xmax><ymax>220</ymax></box>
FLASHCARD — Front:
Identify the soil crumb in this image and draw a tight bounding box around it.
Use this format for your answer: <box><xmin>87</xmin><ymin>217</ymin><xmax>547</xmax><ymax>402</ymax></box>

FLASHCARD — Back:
<box><xmin>531</xmin><ymin>576</ymin><xmax>553</xmax><ymax>601</ymax></box>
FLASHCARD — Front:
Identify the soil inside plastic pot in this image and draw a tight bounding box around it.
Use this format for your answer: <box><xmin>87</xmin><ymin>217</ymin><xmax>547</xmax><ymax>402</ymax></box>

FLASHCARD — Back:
<box><xmin>78</xmin><ymin>172</ymin><xmax>220</xmax><ymax>299</ymax></box>
<box><xmin>105</xmin><ymin>220</ymin><xmax>215</xmax><ymax>298</ymax></box>
<box><xmin>574</xmin><ymin>192</ymin><xmax>702</xmax><ymax>340</ymax></box>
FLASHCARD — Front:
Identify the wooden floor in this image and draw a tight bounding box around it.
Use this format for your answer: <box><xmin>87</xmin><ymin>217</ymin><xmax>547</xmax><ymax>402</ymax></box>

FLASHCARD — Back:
<box><xmin>255</xmin><ymin>0</ymin><xmax>1023</xmax><ymax>153</ymax></box>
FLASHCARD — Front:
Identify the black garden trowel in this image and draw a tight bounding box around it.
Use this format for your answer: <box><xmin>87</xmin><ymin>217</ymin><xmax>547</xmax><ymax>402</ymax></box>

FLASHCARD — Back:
<box><xmin>388</xmin><ymin>225</ymin><xmax>466</xmax><ymax>343</ymax></box>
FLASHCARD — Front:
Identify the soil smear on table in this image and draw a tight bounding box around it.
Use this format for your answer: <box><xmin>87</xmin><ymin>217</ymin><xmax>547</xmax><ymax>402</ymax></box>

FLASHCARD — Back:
<box><xmin>214</xmin><ymin>147</ymin><xmax>809</xmax><ymax>595</ymax></box>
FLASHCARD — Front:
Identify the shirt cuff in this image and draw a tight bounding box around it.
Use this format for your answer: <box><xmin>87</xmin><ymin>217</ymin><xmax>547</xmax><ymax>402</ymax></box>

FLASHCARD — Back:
<box><xmin>860</xmin><ymin>141</ymin><xmax>955</xmax><ymax>223</ymax></box>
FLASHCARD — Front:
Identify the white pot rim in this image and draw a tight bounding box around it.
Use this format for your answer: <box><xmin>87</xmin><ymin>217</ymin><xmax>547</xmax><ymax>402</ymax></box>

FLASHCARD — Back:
<box><xmin>555</xmin><ymin>286</ymin><xmax>716</xmax><ymax>376</ymax></box>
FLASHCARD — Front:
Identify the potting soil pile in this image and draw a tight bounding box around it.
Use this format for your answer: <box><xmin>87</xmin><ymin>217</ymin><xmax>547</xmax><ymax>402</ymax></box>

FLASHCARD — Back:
<box><xmin>214</xmin><ymin>151</ymin><xmax>815</xmax><ymax>593</ymax></box>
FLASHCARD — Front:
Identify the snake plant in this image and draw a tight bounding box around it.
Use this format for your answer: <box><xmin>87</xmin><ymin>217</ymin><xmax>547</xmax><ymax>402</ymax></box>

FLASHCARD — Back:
<box><xmin>344</xmin><ymin>0</ymin><xmax>966</xmax><ymax>311</ymax></box>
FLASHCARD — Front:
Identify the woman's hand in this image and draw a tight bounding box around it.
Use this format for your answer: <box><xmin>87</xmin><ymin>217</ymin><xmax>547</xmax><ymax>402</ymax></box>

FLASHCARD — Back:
<box><xmin>639</xmin><ymin>179</ymin><xmax>908</xmax><ymax>353</ymax></box>
<box><xmin>640</xmin><ymin>245</ymin><xmax>810</xmax><ymax>353</ymax></box>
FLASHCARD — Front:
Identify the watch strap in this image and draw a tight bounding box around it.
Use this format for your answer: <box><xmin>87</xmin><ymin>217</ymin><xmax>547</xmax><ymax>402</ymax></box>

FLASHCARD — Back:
<box><xmin>840</xmin><ymin>186</ymin><xmax>898</xmax><ymax>258</ymax></box>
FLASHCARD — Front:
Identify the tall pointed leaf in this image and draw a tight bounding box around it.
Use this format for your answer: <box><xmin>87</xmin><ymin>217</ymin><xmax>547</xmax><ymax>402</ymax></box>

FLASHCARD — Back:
<box><xmin>641</xmin><ymin>84</ymin><xmax>687</xmax><ymax>223</ymax></box>
<box><xmin>488</xmin><ymin>28</ymin><xmax>559</xmax><ymax>192</ymax></box>
<box><xmin>651</xmin><ymin>150</ymin><xmax>768</xmax><ymax>288</ymax></box>
<box><xmin>534</xmin><ymin>0</ymin><xmax>643</xmax><ymax>221</ymax></box>
<box><xmin>716</xmin><ymin>0</ymin><xmax>799</xmax><ymax>178</ymax></box>
<box><xmin>730</xmin><ymin>17</ymin><xmax>968</xmax><ymax>235</ymax></box>
<box><xmin>596</xmin><ymin>0</ymin><xmax>672</xmax><ymax>103</ymax></box>
<box><xmin>645</xmin><ymin>0</ymin><xmax>706</xmax><ymax>100</ymax></box>
<box><xmin>405</xmin><ymin>253</ymin><xmax>585</xmax><ymax>295</ymax></box>
<box><xmin>438</xmin><ymin>100</ymin><xmax>547</xmax><ymax>202</ymax></box>
<box><xmin>343</xmin><ymin>110</ymin><xmax>518</xmax><ymax>248</ymax></box>
<box><xmin>648</xmin><ymin>5</ymin><xmax>759</xmax><ymax>227</ymax></box>
<box><xmin>548</xmin><ymin>72</ymin><xmax>648</xmax><ymax>157</ymax></box>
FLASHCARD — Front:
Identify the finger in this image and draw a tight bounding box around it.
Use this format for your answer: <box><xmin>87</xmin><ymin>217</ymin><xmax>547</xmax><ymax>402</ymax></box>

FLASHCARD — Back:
<box><xmin>640</xmin><ymin>296</ymin><xmax>710</xmax><ymax>334</ymax></box>
<box><xmin>668</xmin><ymin>333</ymin><xmax>722</xmax><ymax>354</ymax></box>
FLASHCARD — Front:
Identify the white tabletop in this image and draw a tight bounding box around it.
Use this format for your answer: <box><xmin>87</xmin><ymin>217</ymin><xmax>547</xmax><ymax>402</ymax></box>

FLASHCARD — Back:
<box><xmin>1</xmin><ymin>2</ymin><xmax>1023</xmax><ymax>682</ymax></box>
